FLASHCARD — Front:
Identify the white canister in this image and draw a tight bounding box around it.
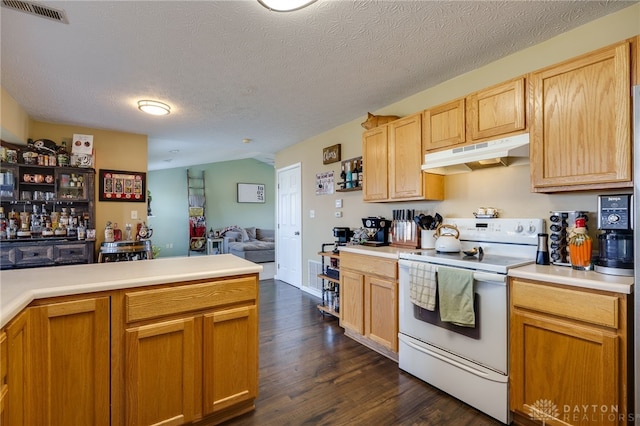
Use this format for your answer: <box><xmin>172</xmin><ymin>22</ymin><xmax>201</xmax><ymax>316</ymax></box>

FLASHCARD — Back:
<box><xmin>420</xmin><ymin>229</ymin><xmax>437</xmax><ymax>249</ymax></box>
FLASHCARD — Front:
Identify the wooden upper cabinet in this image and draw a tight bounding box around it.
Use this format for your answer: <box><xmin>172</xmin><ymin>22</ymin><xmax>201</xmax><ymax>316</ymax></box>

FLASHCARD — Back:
<box><xmin>467</xmin><ymin>77</ymin><xmax>526</xmax><ymax>141</ymax></box>
<box><xmin>423</xmin><ymin>98</ymin><xmax>466</xmax><ymax>151</ymax></box>
<box><xmin>362</xmin><ymin>125</ymin><xmax>389</xmax><ymax>201</ymax></box>
<box><xmin>388</xmin><ymin>113</ymin><xmax>424</xmax><ymax>199</ymax></box>
<box><xmin>530</xmin><ymin>41</ymin><xmax>632</xmax><ymax>192</ymax></box>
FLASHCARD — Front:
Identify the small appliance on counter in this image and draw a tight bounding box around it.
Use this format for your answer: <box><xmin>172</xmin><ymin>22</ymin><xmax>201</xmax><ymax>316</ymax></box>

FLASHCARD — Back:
<box><xmin>595</xmin><ymin>194</ymin><xmax>634</xmax><ymax>276</ymax></box>
<box><xmin>362</xmin><ymin>217</ymin><xmax>390</xmax><ymax>246</ymax></box>
<box><xmin>333</xmin><ymin>226</ymin><xmax>351</xmax><ymax>246</ymax></box>
<box><xmin>548</xmin><ymin>210</ymin><xmax>589</xmax><ymax>266</ymax></box>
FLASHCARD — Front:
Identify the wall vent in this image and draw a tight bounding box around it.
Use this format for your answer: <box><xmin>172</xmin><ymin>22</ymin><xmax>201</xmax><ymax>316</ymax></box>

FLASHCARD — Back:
<box><xmin>307</xmin><ymin>260</ymin><xmax>322</xmax><ymax>293</ymax></box>
<box><xmin>2</xmin><ymin>0</ymin><xmax>69</xmax><ymax>23</ymax></box>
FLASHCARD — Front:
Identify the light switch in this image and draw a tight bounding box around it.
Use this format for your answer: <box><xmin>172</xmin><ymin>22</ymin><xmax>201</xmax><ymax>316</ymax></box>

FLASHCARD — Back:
<box><xmin>310</xmin><ymin>210</ymin><xmax>315</xmax><ymax>218</ymax></box>
<box><xmin>335</xmin><ymin>199</ymin><xmax>343</xmax><ymax>208</ymax></box>
<box><xmin>131</xmin><ymin>210</ymin><xmax>138</xmax><ymax>219</ymax></box>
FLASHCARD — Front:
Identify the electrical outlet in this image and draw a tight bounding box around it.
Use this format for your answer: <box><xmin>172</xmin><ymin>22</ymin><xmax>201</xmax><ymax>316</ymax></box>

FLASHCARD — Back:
<box><xmin>131</xmin><ymin>210</ymin><xmax>138</xmax><ymax>219</ymax></box>
<box><xmin>334</xmin><ymin>211</ymin><xmax>342</xmax><ymax>218</ymax></box>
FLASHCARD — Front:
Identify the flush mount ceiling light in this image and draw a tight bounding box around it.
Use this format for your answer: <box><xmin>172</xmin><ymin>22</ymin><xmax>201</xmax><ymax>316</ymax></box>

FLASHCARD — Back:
<box><xmin>258</xmin><ymin>0</ymin><xmax>316</xmax><ymax>12</ymax></box>
<box><xmin>137</xmin><ymin>100</ymin><xmax>171</xmax><ymax>116</ymax></box>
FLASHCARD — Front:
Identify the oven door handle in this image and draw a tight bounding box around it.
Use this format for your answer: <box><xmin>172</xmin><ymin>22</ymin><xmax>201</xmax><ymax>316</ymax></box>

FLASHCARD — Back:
<box><xmin>472</xmin><ymin>272</ymin><xmax>507</xmax><ymax>285</ymax></box>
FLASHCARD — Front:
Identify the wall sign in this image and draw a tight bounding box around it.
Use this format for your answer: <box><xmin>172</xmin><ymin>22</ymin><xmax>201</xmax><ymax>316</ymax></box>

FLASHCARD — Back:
<box><xmin>99</xmin><ymin>169</ymin><xmax>146</xmax><ymax>202</ymax></box>
<box><xmin>237</xmin><ymin>183</ymin><xmax>265</xmax><ymax>203</ymax></box>
<box><xmin>322</xmin><ymin>144</ymin><xmax>341</xmax><ymax>164</ymax></box>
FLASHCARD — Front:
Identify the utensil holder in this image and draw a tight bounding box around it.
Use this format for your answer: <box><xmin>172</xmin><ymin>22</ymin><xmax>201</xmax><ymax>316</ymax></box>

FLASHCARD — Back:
<box><xmin>420</xmin><ymin>230</ymin><xmax>436</xmax><ymax>249</ymax></box>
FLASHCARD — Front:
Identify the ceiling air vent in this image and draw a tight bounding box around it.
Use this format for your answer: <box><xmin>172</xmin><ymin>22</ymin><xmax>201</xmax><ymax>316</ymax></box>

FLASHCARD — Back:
<box><xmin>1</xmin><ymin>0</ymin><xmax>68</xmax><ymax>23</ymax></box>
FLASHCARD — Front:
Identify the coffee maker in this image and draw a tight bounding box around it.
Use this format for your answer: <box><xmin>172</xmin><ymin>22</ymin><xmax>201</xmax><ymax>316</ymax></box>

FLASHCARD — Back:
<box><xmin>595</xmin><ymin>194</ymin><xmax>634</xmax><ymax>276</ymax></box>
<box><xmin>361</xmin><ymin>217</ymin><xmax>390</xmax><ymax>246</ymax></box>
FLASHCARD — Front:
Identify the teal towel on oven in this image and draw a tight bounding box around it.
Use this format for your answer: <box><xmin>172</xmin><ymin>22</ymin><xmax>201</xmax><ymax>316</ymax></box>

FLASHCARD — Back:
<box><xmin>437</xmin><ymin>266</ymin><xmax>475</xmax><ymax>327</ymax></box>
<box><xmin>409</xmin><ymin>262</ymin><xmax>437</xmax><ymax>311</ymax></box>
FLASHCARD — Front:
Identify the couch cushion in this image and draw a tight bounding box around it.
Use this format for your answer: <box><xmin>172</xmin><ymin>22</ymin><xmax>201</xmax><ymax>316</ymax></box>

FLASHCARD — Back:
<box><xmin>228</xmin><ymin>240</ymin><xmax>275</xmax><ymax>251</ymax></box>
<box><xmin>256</xmin><ymin>228</ymin><xmax>274</xmax><ymax>241</ymax></box>
<box><xmin>223</xmin><ymin>231</ymin><xmax>243</xmax><ymax>242</ymax></box>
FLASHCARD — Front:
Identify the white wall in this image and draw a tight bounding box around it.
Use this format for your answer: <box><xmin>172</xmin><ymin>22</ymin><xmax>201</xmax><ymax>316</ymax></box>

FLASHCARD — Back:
<box><xmin>275</xmin><ymin>4</ymin><xmax>640</xmax><ymax>291</ymax></box>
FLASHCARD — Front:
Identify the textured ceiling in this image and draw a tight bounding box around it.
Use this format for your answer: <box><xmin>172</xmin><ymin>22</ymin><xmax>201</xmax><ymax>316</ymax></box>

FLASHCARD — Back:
<box><xmin>0</xmin><ymin>1</ymin><xmax>634</xmax><ymax>171</ymax></box>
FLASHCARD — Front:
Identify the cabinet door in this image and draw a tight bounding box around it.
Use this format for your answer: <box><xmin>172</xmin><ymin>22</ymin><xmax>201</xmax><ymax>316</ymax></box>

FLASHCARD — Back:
<box><xmin>510</xmin><ymin>310</ymin><xmax>620</xmax><ymax>425</ymax></box>
<box><xmin>203</xmin><ymin>305</ymin><xmax>258</xmax><ymax>415</ymax></box>
<box><xmin>388</xmin><ymin>113</ymin><xmax>424</xmax><ymax>199</ymax></box>
<box><xmin>126</xmin><ymin>317</ymin><xmax>196</xmax><ymax>426</ymax></box>
<box><xmin>0</xmin><ymin>331</ymin><xmax>6</xmax><ymax>426</ymax></box>
<box><xmin>6</xmin><ymin>310</ymin><xmax>29</xmax><ymax>426</ymax></box>
<box><xmin>362</xmin><ymin>126</ymin><xmax>389</xmax><ymax>201</ymax></box>
<box><xmin>423</xmin><ymin>98</ymin><xmax>465</xmax><ymax>151</ymax></box>
<box><xmin>339</xmin><ymin>270</ymin><xmax>365</xmax><ymax>334</ymax></box>
<box><xmin>31</xmin><ymin>297</ymin><xmax>110</xmax><ymax>426</ymax></box>
<box><xmin>55</xmin><ymin>168</ymin><xmax>93</xmax><ymax>201</ymax></box>
<box><xmin>364</xmin><ymin>276</ymin><xmax>397</xmax><ymax>352</ymax></box>
<box><xmin>467</xmin><ymin>77</ymin><xmax>525</xmax><ymax>140</ymax></box>
<box><xmin>531</xmin><ymin>41</ymin><xmax>631</xmax><ymax>191</ymax></box>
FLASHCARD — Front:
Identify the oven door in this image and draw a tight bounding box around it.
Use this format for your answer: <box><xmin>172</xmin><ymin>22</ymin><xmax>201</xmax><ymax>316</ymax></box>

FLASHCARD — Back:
<box><xmin>398</xmin><ymin>259</ymin><xmax>508</xmax><ymax>374</ymax></box>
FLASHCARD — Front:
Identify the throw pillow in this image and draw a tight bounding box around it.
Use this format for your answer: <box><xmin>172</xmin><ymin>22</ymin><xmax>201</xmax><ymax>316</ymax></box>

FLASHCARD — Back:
<box><xmin>245</xmin><ymin>227</ymin><xmax>257</xmax><ymax>241</ymax></box>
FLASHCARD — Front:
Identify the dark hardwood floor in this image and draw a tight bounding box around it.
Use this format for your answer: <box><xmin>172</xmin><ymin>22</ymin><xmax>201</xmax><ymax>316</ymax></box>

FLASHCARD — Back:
<box><xmin>223</xmin><ymin>279</ymin><xmax>503</xmax><ymax>426</ymax></box>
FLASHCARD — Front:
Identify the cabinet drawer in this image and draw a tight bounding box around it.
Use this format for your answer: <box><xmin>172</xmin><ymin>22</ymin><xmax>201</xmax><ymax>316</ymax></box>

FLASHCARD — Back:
<box><xmin>15</xmin><ymin>244</ymin><xmax>55</xmax><ymax>266</ymax></box>
<box><xmin>340</xmin><ymin>252</ymin><xmax>397</xmax><ymax>279</ymax></box>
<box><xmin>0</xmin><ymin>246</ymin><xmax>16</xmax><ymax>267</ymax></box>
<box><xmin>511</xmin><ymin>279</ymin><xmax>619</xmax><ymax>328</ymax></box>
<box><xmin>54</xmin><ymin>242</ymin><xmax>90</xmax><ymax>264</ymax></box>
<box><xmin>126</xmin><ymin>276</ymin><xmax>258</xmax><ymax>323</ymax></box>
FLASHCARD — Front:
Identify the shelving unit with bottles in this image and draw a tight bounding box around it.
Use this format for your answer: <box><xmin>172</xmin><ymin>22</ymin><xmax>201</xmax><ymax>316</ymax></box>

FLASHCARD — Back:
<box><xmin>336</xmin><ymin>156</ymin><xmax>363</xmax><ymax>192</ymax></box>
<box><xmin>317</xmin><ymin>243</ymin><xmax>340</xmax><ymax>318</ymax></box>
<box><xmin>0</xmin><ymin>162</ymin><xmax>96</xmax><ymax>269</ymax></box>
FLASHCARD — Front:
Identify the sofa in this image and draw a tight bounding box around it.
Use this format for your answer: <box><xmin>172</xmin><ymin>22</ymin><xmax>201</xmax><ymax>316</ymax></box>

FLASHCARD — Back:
<box><xmin>221</xmin><ymin>227</ymin><xmax>275</xmax><ymax>263</ymax></box>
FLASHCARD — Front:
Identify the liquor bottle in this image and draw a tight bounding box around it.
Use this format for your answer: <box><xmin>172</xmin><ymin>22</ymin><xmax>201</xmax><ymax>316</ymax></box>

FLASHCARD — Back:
<box><xmin>340</xmin><ymin>163</ymin><xmax>346</xmax><ymax>188</ymax></box>
<box><xmin>0</xmin><ymin>207</ymin><xmax>7</xmax><ymax>240</ymax></box>
<box><xmin>77</xmin><ymin>220</ymin><xmax>86</xmax><ymax>240</ymax></box>
<box><xmin>345</xmin><ymin>162</ymin><xmax>352</xmax><ymax>189</ymax></box>
<box><xmin>57</xmin><ymin>140</ymin><xmax>70</xmax><ymax>167</ymax></box>
<box><xmin>113</xmin><ymin>222</ymin><xmax>122</xmax><ymax>241</ymax></box>
<box><xmin>352</xmin><ymin>160</ymin><xmax>359</xmax><ymax>187</ymax></box>
<box><xmin>568</xmin><ymin>217</ymin><xmax>592</xmax><ymax>270</ymax></box>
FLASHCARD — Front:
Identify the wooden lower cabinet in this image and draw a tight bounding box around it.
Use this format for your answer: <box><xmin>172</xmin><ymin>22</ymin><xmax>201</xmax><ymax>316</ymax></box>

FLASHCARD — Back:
<box><xmin>126</xmin><ymin>317</ymin><xmax>196</xmax><ymax>426</ymax></box>
<box><xmin>510</xmin><ymin>278</ymin><xmax>628</xmax><ymax>426</ymax></box>
<box><xmin>203</xmin><ymin>305</ymin><xmax>258</xmax><ymax>415</ymax></box>
<box><xmin>3</xmin><ymin>274</ymin><xmax>259</xmax><ymax>426</ymax></box>
<box><xmin>339</xmin><ymin>252</ymin><xmax>398</xmax><ymax>359</ymax></box>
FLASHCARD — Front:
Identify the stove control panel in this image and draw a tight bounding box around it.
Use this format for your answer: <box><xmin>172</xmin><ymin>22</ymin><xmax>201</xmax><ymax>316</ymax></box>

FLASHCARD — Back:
<box><xmin>442</xmin><ymin>218</ymin><xmax>545</xmax><ymax>245</ymax></box>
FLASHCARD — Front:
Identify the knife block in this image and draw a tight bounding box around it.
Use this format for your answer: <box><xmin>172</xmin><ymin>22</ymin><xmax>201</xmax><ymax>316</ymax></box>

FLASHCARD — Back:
<box><xmin>389</xmin><ymin>220</ymin><xmax>420</xmax><ymax>249</ymax></box>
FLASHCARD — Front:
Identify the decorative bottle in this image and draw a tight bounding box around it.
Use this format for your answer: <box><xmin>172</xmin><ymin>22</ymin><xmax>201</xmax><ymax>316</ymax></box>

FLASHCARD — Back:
<box><xmin>57</xmin><ymin>140</ymin><xmax>70</xmax><ymax>167</ymax></box>
<box><xmin>0</xmin><ymin>207</ymin><xmax>6</xmax><ymax>240</ymax></box>
<box><xmin>568</xmin><ymin>217</ymin><xmax>592</xmax><ymax>270</ymax></box>
<box><xmin>345</xmin><ymin>162</ymin><xmax>352</xmax><ymax>189</ymax></box>
<box><xmin>104</xmin><ymin>221</ymin><xmax>115</xmax><ymax>243</ymax></box>
<box><xmin>352</xmin><ymin>160</ymin><xmax>359</xmax><ymax>187</ymax></box>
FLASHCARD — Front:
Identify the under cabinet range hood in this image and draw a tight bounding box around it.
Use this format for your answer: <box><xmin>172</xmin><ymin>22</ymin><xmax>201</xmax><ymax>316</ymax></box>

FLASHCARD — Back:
<box><xmin>422</xmin><ymin>133</ymin><xmax>530</xmax><ymax>175</ymax></box>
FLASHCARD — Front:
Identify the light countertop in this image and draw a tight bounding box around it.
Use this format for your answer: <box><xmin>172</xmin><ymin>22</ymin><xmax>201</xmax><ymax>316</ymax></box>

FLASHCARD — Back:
<box><xmin>0</xmin><ymin>255</ymin><xmax>262</xmax><ymax>328</ymax></box>
<box><xmin>508</xmin><ymin>264</ymin><xmax>633</xmax><ymax>294</ymax></box>
<box><xmin>339</xmin><ymin>244</ymin><xmax>416</xmax><ymax>259</ymax></box>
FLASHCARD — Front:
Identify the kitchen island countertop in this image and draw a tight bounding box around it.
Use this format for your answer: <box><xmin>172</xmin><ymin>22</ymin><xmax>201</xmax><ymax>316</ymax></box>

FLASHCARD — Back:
<box><xmin>0</xmin><ymin>254</ymin><xmax>262</xmax><ymax>328</ymax></box>
<box><xmin>508</xmin><ymin>263</ymin><xmax>633</xmax><ymax>294</ymax></box>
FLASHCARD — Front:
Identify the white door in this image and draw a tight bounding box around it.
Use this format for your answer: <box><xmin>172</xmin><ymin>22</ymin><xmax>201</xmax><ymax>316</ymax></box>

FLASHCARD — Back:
<box><xmin>276</xmin><ymin>163</ymin><xmax>302</xmax><ymax>287</ymax></box>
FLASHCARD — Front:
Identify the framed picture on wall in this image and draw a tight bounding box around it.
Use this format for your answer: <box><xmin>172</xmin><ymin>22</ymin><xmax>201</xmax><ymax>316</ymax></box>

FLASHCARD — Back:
<box><xmin>237</xmin><ymin>183</ymin><xmax>265</xmax><ymax>203</ymax></box>
<box><xmin>99</xmin><ymin>169</ymin><xmax>146</xmax><ymax>202</ymax></box>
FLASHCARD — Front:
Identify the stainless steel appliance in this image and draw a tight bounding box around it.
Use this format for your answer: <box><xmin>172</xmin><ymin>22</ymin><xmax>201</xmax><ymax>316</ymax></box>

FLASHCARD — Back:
<box><xmin>332</xmin><ymin>226</ymin><xmax>351</xmax><ymax>245</ymax></box>
<box><xmin>398</xmin><ymin>217</ymin><xmax>545</xmax><ymax>424</ymax></box>
<box><xmin>632</xmin><ymin>84</ymin><xmax>640</xmax><ymax>417</ymax></box>
<box><xmin>548</xmin><ymin>210</ymin><xmax>588</xmax><ymax>266</ymax></box>
<box><xmin>595</xmin><ymin>194</ymin><xmax>634</xmax><ymax>276</ymax></box>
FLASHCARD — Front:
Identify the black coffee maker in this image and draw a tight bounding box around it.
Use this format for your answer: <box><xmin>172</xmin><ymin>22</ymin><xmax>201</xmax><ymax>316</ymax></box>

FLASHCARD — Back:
<box><xmin>361</xmin><ymin>217</ymin><xmax>390</xmax><ymax>246</ymax></box>
<box><xmin>595</xmin><ymin>194</ymin><xmax>634</xmax><ymax>276</ymax></box>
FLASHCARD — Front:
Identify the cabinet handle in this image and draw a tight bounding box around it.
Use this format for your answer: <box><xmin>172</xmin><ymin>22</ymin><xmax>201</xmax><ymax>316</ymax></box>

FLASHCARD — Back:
<box><xmin>32</xmin><ymin>252</ymin><xmax>39</xmax><ymax>257</ymax></box>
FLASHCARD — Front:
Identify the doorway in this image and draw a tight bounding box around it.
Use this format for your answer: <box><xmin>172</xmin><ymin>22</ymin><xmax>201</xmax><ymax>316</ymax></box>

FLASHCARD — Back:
<box><xmin>276</xmin><ymin>163</ymin><xmax>302</xmax><ymax>288</ymax></box>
